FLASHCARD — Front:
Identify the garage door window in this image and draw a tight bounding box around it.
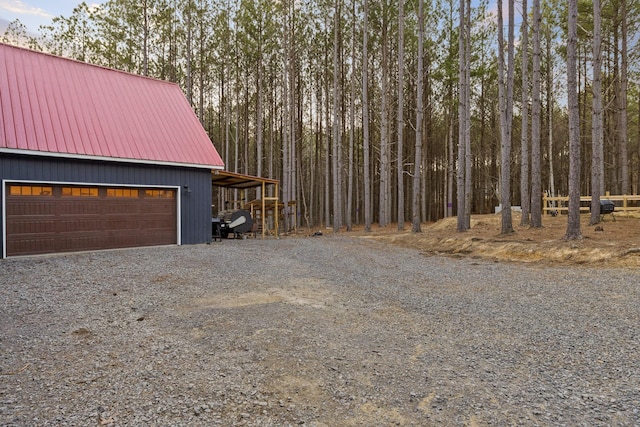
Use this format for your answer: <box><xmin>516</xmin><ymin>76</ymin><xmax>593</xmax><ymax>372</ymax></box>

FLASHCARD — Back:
<box><xmin>62</xmin><ymin>187</ymin><xmax>98</xmax><ymax>197</ymax></box>
<box><xmin>145</xmin><ymin>189</ymin><xmax>175</xmax><ymax>198</ymax></box>
<box><xmin>9</xmin><ymin>185</ymin><xmax>53</xmax><ymax>196</ymax></box>
<box><xmin>107</xmin><ymin>188</ymin><xmax>139</xmax><ymax>198</ymax></box>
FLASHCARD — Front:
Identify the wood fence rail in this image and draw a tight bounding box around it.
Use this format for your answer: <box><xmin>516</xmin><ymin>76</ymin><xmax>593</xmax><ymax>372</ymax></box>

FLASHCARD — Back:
<box><xmin>543</xmin><ymin>192</ymin><xmax>640</xmax><ymax>215</ymax></box>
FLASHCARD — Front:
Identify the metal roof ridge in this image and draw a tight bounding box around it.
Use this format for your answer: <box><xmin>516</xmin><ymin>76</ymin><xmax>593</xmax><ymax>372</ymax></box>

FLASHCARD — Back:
<box><xmin>0</xmin><ymin>42</ymin><xmax>182</xmax><ymax>89</ymax></box>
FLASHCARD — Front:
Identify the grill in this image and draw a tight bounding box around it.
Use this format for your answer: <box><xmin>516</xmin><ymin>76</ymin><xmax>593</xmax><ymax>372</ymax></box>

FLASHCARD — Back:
<box><xmin>591</xmin><ymin>199</ymin><xmax>615</xmax><ymax>214</ymax></box>
<box><xmin>599</xmin><ymin>199</ymin><xmax>615</xmax><ymax>214</ymax></box>
<box><xmin>590</xmin><ymin>199</ymin><xmax>615</xmax><ymax>221</ymax></box>
<box><xmin>213</xmin><ymin>209</ymin><xmax>254</xmax><ymax>239</ymax></box>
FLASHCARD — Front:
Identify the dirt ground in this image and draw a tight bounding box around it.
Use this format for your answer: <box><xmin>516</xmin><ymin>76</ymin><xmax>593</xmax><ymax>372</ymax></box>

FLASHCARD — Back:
<box><xmin>315</xmin><ymin>211</ymin><xmax>640</xmax><ymax>268</ymax></box>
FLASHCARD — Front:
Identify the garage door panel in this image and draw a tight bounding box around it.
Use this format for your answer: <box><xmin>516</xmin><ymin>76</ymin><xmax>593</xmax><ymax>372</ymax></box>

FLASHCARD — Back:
<box><xmin>7</xmin><ymin>201</ymin><xmax>55</xmax><ymax>217</ymax></box>
<box><xmin>8</xmin><ymin>217</ymin><xmax>55</xmax><ymax>234</ymax></box>
<box><xmin>6</xmin><ymin>184</ymin><xmax>177</xmax><ymax>256</ymax></box>
<box><xmin>8</xmin><ymin>235</ymin><xmax>57</xmax><ymax>255</ymax></box>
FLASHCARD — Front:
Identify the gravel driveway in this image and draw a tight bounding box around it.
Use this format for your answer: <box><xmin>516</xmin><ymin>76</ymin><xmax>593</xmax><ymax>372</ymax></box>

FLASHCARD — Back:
<box><xmin>1</xmin><ymin>235</ymin><xmax>639</xmax><ymax>426</ymax></box>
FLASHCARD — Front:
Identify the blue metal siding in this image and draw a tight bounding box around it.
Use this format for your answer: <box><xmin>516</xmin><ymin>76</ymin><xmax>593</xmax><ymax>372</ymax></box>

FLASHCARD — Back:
<box><xmin>1</xmin><ymin>154</ymin><xmax>212</xmax><ymax>257</ymax></box>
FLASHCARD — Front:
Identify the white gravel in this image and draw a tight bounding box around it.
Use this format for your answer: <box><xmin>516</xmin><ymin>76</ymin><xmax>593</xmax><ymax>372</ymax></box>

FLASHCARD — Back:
<box><xmin>1</xmin><ymin>235</ymin><xmax>639</xmax><ymax>426</ymax></box>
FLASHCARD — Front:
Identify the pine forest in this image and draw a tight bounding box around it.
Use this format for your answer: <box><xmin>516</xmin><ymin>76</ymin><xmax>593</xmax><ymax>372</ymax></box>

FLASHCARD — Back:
<box><xmin>4</xmin><ymin>0</ymin><xmax>640</xmax><ymax>235</ymax></box>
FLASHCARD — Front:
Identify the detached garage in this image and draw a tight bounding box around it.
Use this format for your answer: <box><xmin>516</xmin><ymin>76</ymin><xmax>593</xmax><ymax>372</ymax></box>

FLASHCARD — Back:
<box><xmin>0</xmin><ymin>43</ymin><xmax>224</xmax><ymax>257</ymax></box>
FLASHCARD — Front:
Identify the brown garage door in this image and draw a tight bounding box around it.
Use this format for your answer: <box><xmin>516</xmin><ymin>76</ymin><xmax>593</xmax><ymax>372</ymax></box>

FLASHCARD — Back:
<box><xmin>5</xmin><ymin>183</ymin><xmax>177</xmax><ymax>256</ymax></box>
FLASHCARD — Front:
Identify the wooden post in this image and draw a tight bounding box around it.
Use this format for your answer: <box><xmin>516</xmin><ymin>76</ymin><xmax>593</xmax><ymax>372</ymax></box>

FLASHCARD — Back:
<box><xmin>275</xmin><ymin>183</ymin><xmax>279</xmax><ymax>238</ymax></box>
<box><xmin>262</xmin><ymin>182</ymin><xmax>266</xmax><ymax>239</ymax></box>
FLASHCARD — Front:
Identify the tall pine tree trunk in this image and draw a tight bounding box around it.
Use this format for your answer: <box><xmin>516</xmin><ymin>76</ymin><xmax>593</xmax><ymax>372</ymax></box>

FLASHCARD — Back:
<box><xmin>412</xmin><ymin>0</ymin><xmax>424</xmax><ymax>233</ymax></box>
<box><xmin>332</xmin><ymin>0</ymin><xmax>343</xmax><ymax>231</ymax></box>
<box><xmin>185</xmin><ymin>0</ymin><xmax>193</xmax><ymax>105</ymax></box>
<box><xmin>282</xmin><ymin>17</ymin><xmax>291</xmax><ymax>232</ymax></box>
<box><xmin>362</xmin><ymin>0</ymin><xmax>371</xmax><ymax>232</ymax></box>
<box><xmin>456</xmin><ymin>0</ymin><xmax>467</xmax><ymax>232</ymax></box>
<box><xmin>546</xmin><ymin>28</ymin><xmax>556</xmax><ymax>209</ymax></box>
<box><xmin>142</xmin><ymin>0</ymin><xmax>149</xmax><ymax>76</ymax></box>
<box><xmin>397</xmin><ymin>0</ymin><xmax>405</xmax><ymax>230</ymax></box>
<box><xmin>256</xmin><ymin>38</ymin><xmax>264</xmax><ymax>199</ymax></box>
<box><xmin>590</xmin><ymin>0</ymin><xmax>604</xmax><ymax>225</ymax></box>
<box><xmin>618</xmin><ymin>0</ymin><xmax>629</xmax><ymax>194</ymax></box>
<box><xmin>520</xmin><ymin>0</ymin><xmax>530</xmax><ymax>226</ymax></box>
<box><xmin>346</xmin><ymin>0</ymin><xmax>356</xmax><ymax>231</ymax></box>
<box><xmin>379</xmin><ymin>4</ymin><xmax>390</xmax><ymax>227</ymax></box>
<box><xmin>324</xmin><ymin>80</ymin><xmax>331</xmax><ymax>227</ymax></box>
<box><xmin>447</xmin><ymin>110</ymin><xmax>454</xmax><ymax>218</ymax></box>
<box><xmin>530</xmin><ymin>0</ymin><xmax>543</xmax><ymax>227</ymax></box>
<box><xmin>463</xmin><ymin>0</ymin><xmax>472</xmax><ymax>229</ymax></box>
<box><xmin>498</xmin><ymin>0</ymin><xmax>515</xmax><ymax>234</ymax></box>
<box><xmin>564</xmin><ymin>0</ymin><xmax>582</xmax><ymax>240</ymax></box>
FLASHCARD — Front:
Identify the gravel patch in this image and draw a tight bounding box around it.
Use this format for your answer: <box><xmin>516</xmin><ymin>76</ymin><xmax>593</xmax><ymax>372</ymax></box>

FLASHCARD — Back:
<box><xmin>1</xmin><ymin>235</ymin><xmax>639</xmax><ymax>426</ymax></box>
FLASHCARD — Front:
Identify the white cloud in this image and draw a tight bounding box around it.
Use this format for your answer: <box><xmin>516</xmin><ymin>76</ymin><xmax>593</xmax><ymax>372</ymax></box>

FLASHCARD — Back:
<box><xmin>0</xmin><ymin>1</ymin><xmax>53</xmax><ymax>19</ymax></box>
<box><xmin>87</xmin><ymin>2</ymin><xmax>102</xmax><ymax>12</ymax></box>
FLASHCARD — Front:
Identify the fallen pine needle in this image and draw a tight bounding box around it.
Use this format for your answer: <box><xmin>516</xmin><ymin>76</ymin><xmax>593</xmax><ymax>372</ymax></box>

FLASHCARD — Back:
<box><xmin>1</xmin><ymin>363</ymin><xmax>30</xmax><ymax>375</ymax></box>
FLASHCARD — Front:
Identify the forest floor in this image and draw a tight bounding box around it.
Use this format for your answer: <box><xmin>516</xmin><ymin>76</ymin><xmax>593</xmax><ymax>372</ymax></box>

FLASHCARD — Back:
<box><xmin>311</xmin><ymin>210</ymin><xmax>640</xmax><ymax>268</ymax></box>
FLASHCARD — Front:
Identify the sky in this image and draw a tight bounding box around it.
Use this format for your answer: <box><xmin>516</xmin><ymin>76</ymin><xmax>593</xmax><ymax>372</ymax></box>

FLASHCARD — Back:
<box><xmin>0</xmin><ymin>0</ymin><xmax>100</xmax><ymax>33</ymax></box>
<box><xmin>0</xmin><ymin>0</ymin><xmax>524</xmax><ymax>35</ymax></box>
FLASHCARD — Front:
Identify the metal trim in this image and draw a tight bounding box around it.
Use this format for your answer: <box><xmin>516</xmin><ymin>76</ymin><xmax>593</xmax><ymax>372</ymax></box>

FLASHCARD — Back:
<box><xmin>0</xmin><ymin>148</ymin><xmax>224</xmax><ymax>171</ymax></box>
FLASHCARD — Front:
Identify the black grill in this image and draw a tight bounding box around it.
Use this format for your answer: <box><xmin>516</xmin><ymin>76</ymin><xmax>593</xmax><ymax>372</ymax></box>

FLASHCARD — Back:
<box><xmin>599</xmin><ymin>200</ymin><xmax>615</xmax><ymax>214</ymax></box>
<box><xmin>213</xmin><ymin>209</ymin><xmax>254</xmax><ymax>239</ymax></box>
<box><xmin>590</xmin><ymin>199</ymin><xmax>615</xmax><ymax>220</ymax></box>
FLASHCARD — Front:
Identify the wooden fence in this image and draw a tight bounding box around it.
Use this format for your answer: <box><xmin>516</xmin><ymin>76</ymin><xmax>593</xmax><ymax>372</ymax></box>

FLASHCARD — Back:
<box><xmin>543</xmin><ymin>192</ymin><xmax>640</xmax><ymax>215</ymax></box>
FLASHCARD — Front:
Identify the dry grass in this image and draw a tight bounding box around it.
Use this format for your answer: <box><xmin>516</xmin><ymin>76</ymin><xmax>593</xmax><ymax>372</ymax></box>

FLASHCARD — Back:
<box><xmin>309</xmin><ymin>211</ymin><xmax>640</xmax><ymax>267</ymax></box>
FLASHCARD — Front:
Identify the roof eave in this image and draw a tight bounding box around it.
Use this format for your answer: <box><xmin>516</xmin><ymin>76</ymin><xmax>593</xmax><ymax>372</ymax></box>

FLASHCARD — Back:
<box><xmin>1</xmin><ymin>148</ymin><xmax>225</xmax><ymax>170</ymax></box>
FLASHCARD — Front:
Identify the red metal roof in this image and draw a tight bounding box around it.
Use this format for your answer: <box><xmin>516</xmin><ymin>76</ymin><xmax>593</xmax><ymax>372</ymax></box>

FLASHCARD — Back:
<box><xmin>0</xmin><ymin>43</ymin><xmax>224</xmax><ymax>169</ymax></box>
